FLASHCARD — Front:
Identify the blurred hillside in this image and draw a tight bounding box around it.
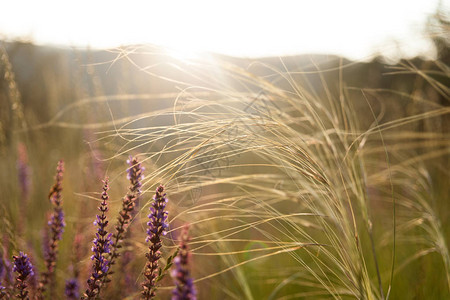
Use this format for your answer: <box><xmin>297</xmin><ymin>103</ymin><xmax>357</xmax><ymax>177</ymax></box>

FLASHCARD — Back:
<box><xmin>1</xmin><ymin>40</ymin><xmax>448</xmax><ymax>138</ymax></box>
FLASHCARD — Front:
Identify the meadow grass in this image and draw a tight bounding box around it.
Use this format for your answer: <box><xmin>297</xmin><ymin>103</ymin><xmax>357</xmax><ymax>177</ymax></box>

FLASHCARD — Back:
<box><xmin>0</xmin><ymin>42</ymin><xmax>449</xmax><ymax>299</ymax></box>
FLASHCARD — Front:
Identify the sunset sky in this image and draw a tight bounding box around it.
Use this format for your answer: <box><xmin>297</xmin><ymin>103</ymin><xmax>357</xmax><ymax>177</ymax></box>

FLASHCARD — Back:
<box><xmin>0</xmin><ymin>0</ymin><xmax>447</xmax><ymax>60</ymax></box>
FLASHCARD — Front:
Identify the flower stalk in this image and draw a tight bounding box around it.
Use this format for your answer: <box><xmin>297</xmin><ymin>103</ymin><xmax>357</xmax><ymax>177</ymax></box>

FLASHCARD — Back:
<box><xmin>172</xmin><ymin>225</ymin><xmax>196</xmax><ymax>300</ymax></box>
<box><xmin>13</xmin><ymin>252</ymin><xmax>34</xmax><ymax>300</ymax></box>
<box><xmin>82</xmin><ymin>178</ymin><xmax>112</xmax><ymax>299</ymax></box>
<box><xmin>102</xmin><ymin>156</ymin><xmax>144</xmax><ymax>287</ymax></box>
<box><xmin>141</xmin><ymin>185</ymin><xmax>169</xmax><ymax>299</ymax></box>
<box><xmin>37</xmin><ymin>160</ymin><xmax>65</xmax><ymax>299</ymax></box>
<box><xmin>64</xmin><ymin>278</ymin><xmax>80</xmax><ymax>300</ymax></box>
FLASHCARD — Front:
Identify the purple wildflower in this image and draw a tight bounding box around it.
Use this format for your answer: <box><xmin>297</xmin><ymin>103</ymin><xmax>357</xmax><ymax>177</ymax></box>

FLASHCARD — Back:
<box><xmin>0</xmin><ymin>286</ymin><xmax>6</xmax><ymax>299</ymax></box>
<box><xmin>65</xmin><ymin>278</ymin><xmax>80</xmax><ymax>299</ymax></box>
<box><xmin>65</xmin><ymin>233</ymin><xmax>83</xmax><ymax>300</ymax></box>
<box><xmin>0</xmin><ymin>257</ymin><xmax>4</xmax><ymax>280</ymax></box>
<box><xmin>120</xmin><ymin>250</ymin><xmax>135</xmax><ymax>296</ymax></box>
<box><xmin>102</xmin><ymin>156</ymin><xmax>144</xmax><ymax>287</ymax></box>
<box><xmin>25</xmin><ymin>251</ymin><xmax>38</xmax><ymax>297</ymax></box>
<box><xmin>0</xmin><ymin>256</ymin><xmax>9</xmax><ymax>285</ymax></box>
<box><xmin>172</xmin><ymin>225</ymin><xmax>197</xmax><ymax>300</ymax></box>
<box><xmin>0</xmin><ymin>255</ymin><xmax>11</xmax><ymax>299</ymax></box>
<box><xmin>114</xmin><ymin>156</ymin><xmax>146</xmax><ymax>296</ymax></box>
<box><xmin>71</xmin><ymin>232</ymin><xmax>84</xmax><ymax>279</ymax></box>
<box><xmin>47</xmin><ymin>209</ymin><xmax>65</xmax><ymax>240</ymax></box>
<box><xmin>141</xmin><ymin>185</ymin><xmax>169</xmax><ymax>299</ymax></box>
<box><xmin>37</xmin><ymin>160</ymin><xmax>65</xmax><ymax>299</ymax></box>
<box><xmin>16</xmin><ymin>143</ymin><xmax>31</xmax><ymax>202</ymax></box>
<box><xmin>126</xmin><ymin>155</ymin><xmax>145</xmax><ymax>210</ymax></box>
<box><xmin>82</xmin><ymin>178</ymin><xmax>112</xmax><ymax>300</ymax></box>
<box><xmin>0</xmin><ymin>253</ymin><xmax>13</xmax><ymax>292</ymax></box>
<box><xmin>41</xmin><ymin>225</ymin><xmax>50</xmax><ymax>262</ymax></box>
<box><xmin>13</xmin><ymin>252</ymin><xmax>34</xmax><ymax>300</ymax></box>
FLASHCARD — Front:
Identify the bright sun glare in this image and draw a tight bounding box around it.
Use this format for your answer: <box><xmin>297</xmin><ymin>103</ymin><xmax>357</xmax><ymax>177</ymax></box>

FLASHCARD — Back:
<box><xmin>0</xmin><ymin>0</ymin><xmax>444</xmax><ymax>60</ymax></box>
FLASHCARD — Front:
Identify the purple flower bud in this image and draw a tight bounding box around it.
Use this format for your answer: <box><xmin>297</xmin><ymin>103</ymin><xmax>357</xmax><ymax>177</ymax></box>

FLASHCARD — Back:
<box><xmin>172</xmin><ymin>225</ymin><xmax>197</xmax><ymax>300</ymax></box>
<box><xmin>0</xmin><ymin>254</ymin><xmax>14</xmax><ymax>296</ymax></box>
<box><xmin>13</xmin><ymin>252</ymin><xmax>34</xmax><ymax>300</ymax></box>
<box><xmin>141</xmin><ymin>185</ymin><xmax>169</xmax><ymax>299</ymax></box>
<box><xmin>101</xmin><ymin>156</ymin><xmax>145</xmax><ymax>290</ymax></box>
<box><xmin>0</xmin><ymin>255</ymin><xmax>10</xmax><ymax>284</ymax></box>
<box><xmin>82</xmin><ymin>178</ymin><xmax>112</xmax><ymax>300</ymax></box>
<box><xmin>65</xmin><ymin>278</ymin><xmax>80</xmax><ymax>299</ymax></box>
<box><xmin>13</xmin><ymin>252</ymin><xmax>34</xmax><ymax>279</ymax></box>
<box><xmin>38</xmin><ymin>160</ymin><xmax>65</xmax><ymax>299</ymax></box>
<box><xmin>126</xmin><ymin>156</ymin><xmax>145</xmax><ymax>195</ymax></box>
<box><xmin>16</xmin><ymin>143</ymin><xmax>31</xmax><ymax>202</ymax></box>
<box><xmin>0</xmin><ymin>285</ymin><xmax>6</xmax><ymax>298</ymax></box>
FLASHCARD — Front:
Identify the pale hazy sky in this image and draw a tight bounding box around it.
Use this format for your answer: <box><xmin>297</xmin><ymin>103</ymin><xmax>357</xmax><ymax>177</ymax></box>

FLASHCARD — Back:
<box><xmin>0</xmin><ymin>0</ymin><xmax>447</xmax><ymax>60</ymax></box>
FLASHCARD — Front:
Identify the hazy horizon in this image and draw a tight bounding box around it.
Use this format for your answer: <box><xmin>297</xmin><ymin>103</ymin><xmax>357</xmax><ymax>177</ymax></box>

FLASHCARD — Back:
<box><xmin>0</xmin><ymin>0</ymin><xmax>447</xmax><ymax>61</ymax></box>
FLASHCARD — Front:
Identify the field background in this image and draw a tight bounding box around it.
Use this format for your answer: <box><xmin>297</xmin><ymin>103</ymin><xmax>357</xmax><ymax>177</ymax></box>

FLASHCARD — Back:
<box><xmin>0</xmin><ymin>28</ymin><xmax>449</xmax><ymax>300</ymax></box>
